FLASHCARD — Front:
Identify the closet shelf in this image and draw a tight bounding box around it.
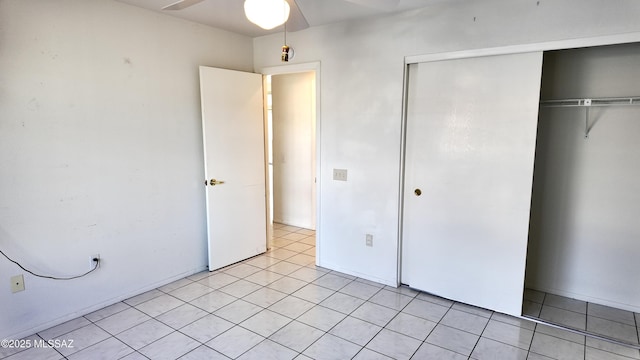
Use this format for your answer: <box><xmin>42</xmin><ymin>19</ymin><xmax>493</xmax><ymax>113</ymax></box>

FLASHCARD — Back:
<box><xmin>540</xmin><ymin>96</ymin><xmax>640</xmax><ymax>107</ymax></box>
<box><xmin>539</xmin><ymin>96</ymin><xmax>640</xmax><ymax>139</ymax></box>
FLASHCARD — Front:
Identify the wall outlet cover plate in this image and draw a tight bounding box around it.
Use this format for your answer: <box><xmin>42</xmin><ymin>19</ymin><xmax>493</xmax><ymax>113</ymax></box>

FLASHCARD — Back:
<box><xmin>11</xmin><ymin>274</ymin><xmax>25</xmax><ymax>293</ymax></box>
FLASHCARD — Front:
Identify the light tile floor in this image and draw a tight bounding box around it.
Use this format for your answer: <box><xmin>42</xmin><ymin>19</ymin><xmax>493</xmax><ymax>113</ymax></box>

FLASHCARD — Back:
<box><xmin>3</xmin><ymin>224</ymin><xmax>640</xmax><ymax>359</ymax></box>
<box><xmin>523</xmin><ymin>288</ymin><xmax>640</xmax><ymax>347</ymax></box>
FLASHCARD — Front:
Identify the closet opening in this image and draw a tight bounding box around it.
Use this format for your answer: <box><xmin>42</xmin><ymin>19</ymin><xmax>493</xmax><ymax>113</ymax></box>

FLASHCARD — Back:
<box><xmin>523</xmin><ymin>42</ymin><xmax>640</xmax><ymax>347</ymax></box>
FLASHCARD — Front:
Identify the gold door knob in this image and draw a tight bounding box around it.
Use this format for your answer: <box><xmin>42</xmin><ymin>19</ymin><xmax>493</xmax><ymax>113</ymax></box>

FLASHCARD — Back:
<box><xmin>414</xmin><ymin>189</ymin><xmax>422</xmax><ymax>196</ymax></box>
<box><xmin>209</xmin><ymin>178</ymin><xmax>226</xmax><ymax>186</ymax></box>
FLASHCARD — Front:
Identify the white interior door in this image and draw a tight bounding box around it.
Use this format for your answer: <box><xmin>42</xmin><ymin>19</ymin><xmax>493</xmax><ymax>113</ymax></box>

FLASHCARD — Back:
<box><xmin>401</xmin><ymin>52</ymin><xmax>543</xmax><ymax>316</ymax></box>
<box><xmin>200</xmin><ymin>66</ymin><xmax>267</xmax><ymax>271</ymax></box>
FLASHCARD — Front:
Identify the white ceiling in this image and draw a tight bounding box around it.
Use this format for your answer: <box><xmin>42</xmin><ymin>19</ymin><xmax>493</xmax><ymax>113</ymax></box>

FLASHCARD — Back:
<box><xmin>114</xmin><ymin>0</ymin><xmax>441</xmax><ymax>37</ymax></box>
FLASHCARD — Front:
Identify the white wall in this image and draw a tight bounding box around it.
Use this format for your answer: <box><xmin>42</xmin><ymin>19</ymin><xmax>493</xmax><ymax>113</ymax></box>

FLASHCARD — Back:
<box><xmin>271</xmin><ymin>72</ymin><xmax>316</xmax><ymax>229</ymax></box>
<box><xmin>253</xmin><ymin>0</ymin><xmax>640</xmax><ymax>286</ymax></box>
<box><xmin>0</xmin><ymin>0</ymin><xmax>253</xmax><ymax>339</ymax></box>
<box><xmin>526</xmin><ymin>44</ymin><xmax>640</xmax><ymax>312</ymax></box>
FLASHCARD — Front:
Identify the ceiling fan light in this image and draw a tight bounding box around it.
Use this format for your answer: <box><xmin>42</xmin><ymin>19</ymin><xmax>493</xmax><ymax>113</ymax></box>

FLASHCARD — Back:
<box><xmin>244</xmin><ymin>0</ymin><xmax>290</xmax><ymax>30</ymax></box>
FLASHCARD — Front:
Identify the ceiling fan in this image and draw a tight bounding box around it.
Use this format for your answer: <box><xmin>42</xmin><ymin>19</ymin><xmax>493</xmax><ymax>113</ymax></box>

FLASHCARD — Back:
<box><xmin>160</xmin><ymin>0</ymin><xmax>401</xmax><ymax>32</ymax></box>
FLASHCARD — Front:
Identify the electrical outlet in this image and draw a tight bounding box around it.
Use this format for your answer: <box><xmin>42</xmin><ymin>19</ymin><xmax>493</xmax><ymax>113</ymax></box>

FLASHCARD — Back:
<box><xmin>366</xmin><ymin>234</ymin><xmax>373</xmax><ymax>247</ymax></box>
<box><xmin>11</xmin><ymin>275</ymin><xmax>25</xmax><ymax>293</ymax></box>
<box><xmin>90</xmin><ymin>254</ymin><xmax>100</xmax><ymax>270</ymax></box>
<box><xmin>333</xmin><ymin>169</ymin><xmax>348</xmax><ymax>181</ymax></box>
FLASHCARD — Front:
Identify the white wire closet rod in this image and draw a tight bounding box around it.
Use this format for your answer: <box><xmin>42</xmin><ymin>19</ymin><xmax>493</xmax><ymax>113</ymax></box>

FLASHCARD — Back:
<box><xmin>540</xmin><ymin>96</ymin><xmax>640</xmax><ymax>107</ymax></box>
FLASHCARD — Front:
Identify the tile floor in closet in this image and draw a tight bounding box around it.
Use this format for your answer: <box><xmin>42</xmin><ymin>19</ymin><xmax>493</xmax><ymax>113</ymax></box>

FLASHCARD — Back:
<box><xmin>2</xmin><ymin>223</ymin><xmax>640</xmax><ymax>360</ymax></box>
<box><xmin>523</xmin><ymin>288</ymin><xmax>640</xmax><ymax>347</ymax></box>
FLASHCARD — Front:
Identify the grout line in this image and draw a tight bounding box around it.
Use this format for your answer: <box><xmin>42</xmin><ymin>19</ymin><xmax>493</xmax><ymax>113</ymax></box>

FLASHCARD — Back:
<box><xmin>472</xmin><ymin>318</ymin><xmax>535</xmax><ymax>354</ymax></box>
<box><xmin>327</xmin><ymin>281</ymin><xmax>422</xmax><ymax>359</ymax></box>
<box><xmin>532</xmin><ymin>290</ymin><xmax>640</xmax><ymax>348</ymax></box>
<box><xmin>635</xmin><ymin>312</ymin><xmax>640</xmax><ymax>345</ymax></box>
<box><xmin>469</xmin><ymin>311</ymin><xmax>493</xmax><ymax>358</ymax></box>
<box><xmin>529</xmin><ymin>322</ymin><xmax>538</xmax><ymax>355</ymax></box>
<box><xmin>425</xmin><ymin>302</ymin><xmax>473</xmax><ymax>357</ymax></box>
<box><xmin>540</xmin><ymin>301</ymin><xmax>588</xmax><ymax>317</ymax></box>
<box><xmin>585</xmin><ymin>301</ymin><xmax>589</xmax><ymax>339</ymax></box>
<box><xmin>526</xmin><ymin>313</ymin><xmax>640</xmax><ymax>350</ymax></box>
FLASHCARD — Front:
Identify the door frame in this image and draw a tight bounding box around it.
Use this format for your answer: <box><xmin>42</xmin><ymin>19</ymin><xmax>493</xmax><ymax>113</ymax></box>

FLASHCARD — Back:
<box><xmin>258</xmin><ymin>61</ymin><xmax>322</xmax><ymax>264</ymax></box>
<box><xmin>397</xmin><ymin>32</ymin><xmax>640</xmax><ymax>290</ymax></box>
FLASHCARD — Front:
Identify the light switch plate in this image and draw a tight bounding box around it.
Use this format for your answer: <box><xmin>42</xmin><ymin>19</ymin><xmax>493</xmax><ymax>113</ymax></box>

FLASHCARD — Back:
<box><xmin>333</xmin><ymin>169</ymin><xmax>348</xmax><ymax>181</ymax></box>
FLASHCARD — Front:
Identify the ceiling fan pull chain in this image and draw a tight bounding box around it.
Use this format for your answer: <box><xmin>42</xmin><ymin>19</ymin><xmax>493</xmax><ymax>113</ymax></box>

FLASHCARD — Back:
<box><xmin>282</xmin><ymin>15</ymin><xmax>290</xmax><ymax>62</ymax></box>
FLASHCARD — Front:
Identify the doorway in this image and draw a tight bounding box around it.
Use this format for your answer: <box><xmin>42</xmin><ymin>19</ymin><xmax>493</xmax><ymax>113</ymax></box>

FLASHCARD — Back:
<box><xmin>267</xmin><ymin>72</ymin><xmax>316</xmax><ymax>230</ymax></box>
<box><xmin>199</xmin><ymin>64</ymin><xmax>320</xmax><ymax>271</ymax></box>
<box><xmin>261</xmin><ymin>63</ymin><xmax>320</xmax><ymax>255</ymax></box>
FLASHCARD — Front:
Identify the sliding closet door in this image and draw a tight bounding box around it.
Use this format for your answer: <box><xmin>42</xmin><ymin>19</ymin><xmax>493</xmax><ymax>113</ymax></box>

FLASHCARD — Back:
<box><xmin>401</xmin><ymin>52</ymin><xmax>543</xmax><ymax>316</ymax></box>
